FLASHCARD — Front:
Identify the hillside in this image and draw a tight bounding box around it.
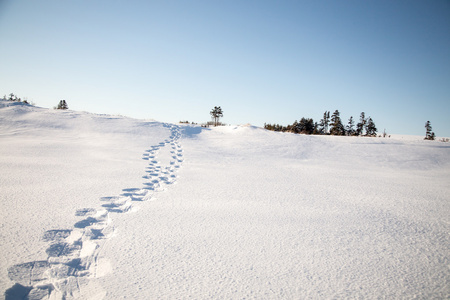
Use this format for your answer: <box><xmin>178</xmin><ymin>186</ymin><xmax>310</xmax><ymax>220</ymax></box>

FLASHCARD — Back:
<box><xmin>1</xmin><ymin>100</ymin><xmax>449</xmax><ymax>299</ymax></box>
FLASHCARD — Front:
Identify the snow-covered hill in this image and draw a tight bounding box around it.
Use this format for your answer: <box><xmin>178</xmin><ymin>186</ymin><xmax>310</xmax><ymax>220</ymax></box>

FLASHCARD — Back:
<box><xmin>1</xmin><ymin>100</ymin><xmax>449</xmax><ymax>299</ymax></box>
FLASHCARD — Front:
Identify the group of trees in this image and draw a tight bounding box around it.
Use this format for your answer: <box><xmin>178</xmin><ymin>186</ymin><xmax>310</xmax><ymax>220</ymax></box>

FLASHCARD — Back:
<box><xmin>265</xmin><ymin>110</ymin><xmax>378</xmax><ymax>137</ymax></box>
<box><xmin>4</xmin><ymin>93</ymin><xmax>30</xmax><ymax>104</ymax></box>
<box><xmin>3</xmin><ymin>93</ymin><xmax>68</xmax><ymax>110</ymax></box>
<box><xmin>3</xmin><ymin>95</ymin><xmax>443</xmax><ymax>141</ymax></box>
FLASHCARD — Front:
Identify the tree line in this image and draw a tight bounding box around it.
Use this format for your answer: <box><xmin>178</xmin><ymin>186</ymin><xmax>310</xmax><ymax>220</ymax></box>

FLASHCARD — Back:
<box><xmin>3</xmin><ymin>96</ymin><xmax>444</xmax><ymax>141</ymax></box>
<box><xmin>265</xmin><ymin>110</ymin><xmax>378</xmax><ymax>137</ymax></box>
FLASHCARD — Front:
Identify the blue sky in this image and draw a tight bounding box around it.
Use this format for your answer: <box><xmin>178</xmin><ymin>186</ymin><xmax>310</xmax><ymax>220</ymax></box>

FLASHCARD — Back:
<box><xmin>1</xmin><ymin>0</ymin><xmax>449</xmax><ymax>136</ymax></box>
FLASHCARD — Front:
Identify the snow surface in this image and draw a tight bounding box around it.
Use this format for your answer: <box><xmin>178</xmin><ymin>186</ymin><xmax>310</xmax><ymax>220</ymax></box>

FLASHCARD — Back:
<box><xmin>1</xmin><ymin>100</ymin><xmax>449</xmax><ymax>299</ymax></box>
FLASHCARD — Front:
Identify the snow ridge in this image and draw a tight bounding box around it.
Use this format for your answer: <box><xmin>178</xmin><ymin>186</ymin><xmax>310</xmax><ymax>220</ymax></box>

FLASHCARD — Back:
<box><xmin>5</xmin><ymin>123</ymin><xmax>183</xmax><ymax>299</ymax></box>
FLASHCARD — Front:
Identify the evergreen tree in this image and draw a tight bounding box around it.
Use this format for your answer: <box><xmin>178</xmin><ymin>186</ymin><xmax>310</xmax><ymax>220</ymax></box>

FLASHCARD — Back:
<box><xmin>313</xmin><ymin>122</ymin><xmax>320</xmax><ymax>135</ymax></box>
<box><xmin>264</xmin><ymin>123</ymin><xmax>288</xmax><ymax>132</ymax></box>
<box><xmin>356</xmin><ymin>112</ymin><xmax>366</xmax><ymax>136</ymax></box>
<box><xmin>7</xmin><ymin>93</ymin><xmax>22</xmax><ymax>102</ymax></box>
<box><xmin>365</xmin><ymin>117</ymin><xmax>377</xmax><ymax>136</ymax></box>
<box><xmin>424</xmin><ymin>121</ymin><xmax>435</xmax><ymax>140</ymax></box>
<box><xmin>346</xmin><ymin>116</ymin><xmax>355</xmax><ymax>136</ymax></box>
<box><xmin>210</xmin><ymin>106</ymin><xmax>223</xmax><ymax>126</ymax></box>
<box><xmin>329</xmin><ymin>110</ymin><xmax>345</xmax><ymax>135</ymax></box>
<box><xmin>57</xmin><ymin>100</ymin><xmax>68</xmax><ymax>110</ymax></box>
<box><xmin>290</xmin><ymin>120</ymin><xmax>299</xmax><ymax>133</ymax></box>
<box><xmin>319</xmin><ymin>111</ymin><xmax>330</xmax><ymax>134</ymax></box>
<box><xmin>326</xmin><ymin>111</ymin><xmax>330</xmax><ymax>132</ymax></box>
<box><xmin>295</xmin><ymin>117</ymin><xmax>314</xmax><ymax>134</ymax></box>
<box><xmin>318</xmin><ymin>119</ymin><xmax>325</xmax><ymax>134</ymax></box>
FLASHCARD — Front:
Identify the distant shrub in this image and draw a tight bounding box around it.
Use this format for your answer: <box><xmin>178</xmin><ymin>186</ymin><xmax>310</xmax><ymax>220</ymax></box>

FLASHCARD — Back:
<box><xmin>6</xmin><ymin>93</ymin><xmax>21</xmax><ymax>102</ymax></box>
<box><xmin>202</xmin><ymin>121</ymin><xmax>226</xmax><ymax>127</ymax></box>
<box><xmin>55</xmin><ymin>100</ymin><xmax>68</xmax><ymax>110</ymax></box>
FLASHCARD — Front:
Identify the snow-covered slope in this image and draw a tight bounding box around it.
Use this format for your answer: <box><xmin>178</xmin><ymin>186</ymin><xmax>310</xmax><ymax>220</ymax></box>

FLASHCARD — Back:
<box><xmin>0</xmin><ymin>101</ymin><xmax>182</xmax><ymax>298</ymax></box>
<box><xmin>1</xmin><ymin>100</ymin><xmax>449</xmax><ymax>299</ymax></box>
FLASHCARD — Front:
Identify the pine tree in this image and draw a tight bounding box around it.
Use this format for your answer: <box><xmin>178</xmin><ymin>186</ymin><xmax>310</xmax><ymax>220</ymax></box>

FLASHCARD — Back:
<box><xmin>295</xmin><ymin>117</ymin><xmax>314</xmax><ymax>134</ymax></box>
<box><xmin>365</xmin><ymin>117</ymin><xmax>377</xmax><ymax>136</ymax></box>
<box><xmin>329</xmin><ymin>110</ymin><xmax>345</xmax><ymax>135</ymax></box>
<box><xmin>346</xmin><ymin>116</ymin><xmax>355</xmax><ymax>136</ymax></box>
<box><xmin>57</xmin><ymin>100</ymin><xmax>68</xmax><ymax>110</ymax></box>
<box><xmin>318</xmin><ymin>119</ymin><xmax>325</xmax><ymax>134</ymax></box>
<box><xmin>313</xmin><ymin>122</ymin><xmax>320</xmax><ymax>135</ymax></box>
<box><xmin>210</xmin><ymin>106</ymin><xmax>223</xmax><ymax>126</ymax></box>
<box><xmin>424</xmin><ymin>121</ymin><xmax>435</xmax><ymax>140</ymax></box>
<box><xmin>319</xmin><ymin>111</ymin><xmax>330</xmax><ymax>134</ymax></box>
<box><xmin>356</xmin><ymin>112</ymin><xmax>366</xmax><ymax>136</ymax></box>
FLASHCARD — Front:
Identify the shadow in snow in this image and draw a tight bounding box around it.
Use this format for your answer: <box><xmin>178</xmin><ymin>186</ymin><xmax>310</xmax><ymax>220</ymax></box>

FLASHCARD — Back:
<box><xmin>5</xmin><ymin>283</ymin><xmax>33</xmax><ymax>300</ymax></box>
<box><xmin>42</xmin><ymin>229</ymin><xmax>72</xmax><ymax>242</ymax></box>
<box><xmin>182</xmin><ymin>125</ymin><xmax>206</xmax><ymax>138</ymax></box>
<box><xmin>74</xmin><ymin>217</ymin><xmax>98</xmax><ymax>229</ymax></box>
<box><xmin>7</xmin><ymin>261</ymin><xmax>50</xmax><ymax>286</ymax></box>
<box><xmin>75</xmin><ymin>208</ymin><xmax>97</xmax><ymax>217</ymax></box>
<box><xmin>46</xmin><ymin>241</ymin><xmax>81</xmax><ymax>257</ymax></box>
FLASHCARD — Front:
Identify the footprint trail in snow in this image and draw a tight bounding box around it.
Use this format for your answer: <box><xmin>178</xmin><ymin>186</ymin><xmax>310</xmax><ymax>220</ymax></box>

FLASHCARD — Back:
<box><xmin>5</xmin><ymin>124</ymin><xmax>184</xmax><ymax>299</ymax></box>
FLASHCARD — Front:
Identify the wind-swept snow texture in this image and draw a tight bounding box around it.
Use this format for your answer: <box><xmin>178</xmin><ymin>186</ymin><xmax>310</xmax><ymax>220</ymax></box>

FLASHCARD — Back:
<box><xmin>0</xmin><ymin>100</ymin><xmax>183</xmax><ymax>299</ymax></box>
<box><xmin>1</xmin><ymin>100</ymin><xmax>449</xmax><ymax>299</ymax></box>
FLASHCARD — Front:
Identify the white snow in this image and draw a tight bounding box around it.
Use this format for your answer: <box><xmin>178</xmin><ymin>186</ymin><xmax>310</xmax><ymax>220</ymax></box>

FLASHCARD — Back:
<box><xmin>1</xmin><ymin>100</ymin><xmax>449</xmax><ymax>299</ymax></box>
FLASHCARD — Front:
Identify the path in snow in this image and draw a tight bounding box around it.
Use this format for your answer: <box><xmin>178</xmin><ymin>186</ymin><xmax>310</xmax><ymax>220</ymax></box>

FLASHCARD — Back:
<box><xmin>5</xmin><ymin>124</ymin><xmax>183</xmax><ymax>300</ymax></box>
<box><xmin>98</xmin><ymin>125</ymin><xmax>450</xmax><ymax>299</ymax></box>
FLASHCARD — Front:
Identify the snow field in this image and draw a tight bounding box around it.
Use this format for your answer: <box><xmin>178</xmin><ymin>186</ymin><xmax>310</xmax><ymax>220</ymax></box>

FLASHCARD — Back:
<box><xmin>1</xmin><ymin>101</ymin><xmax>184</xmax><ymax>298</ymax></box>
<box><xmin>99</xmin><ymin>125</ymin><xmax>449</xmax><ymax>298</ymax></box>
<box><xmin>1</xmin><ymin>101</ymin><xmax>449</xmax><ymax>298</ymax></box>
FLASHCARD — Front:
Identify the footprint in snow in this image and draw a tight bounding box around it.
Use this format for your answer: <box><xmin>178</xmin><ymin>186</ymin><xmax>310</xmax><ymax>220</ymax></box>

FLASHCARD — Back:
<box><xmin>101</xmin><ymin>196</ymin><xmax>132</xmax><ymax>213</ymax></box>
<box><xmin>4</xmin><ymin>124</ymin><xmax>185</xmax><ymax>299</ymax></box>
<box><xmin>46</xmin><ymin>241</ymin><xmax>81</xmax><ymax>257</ymax></box>
<box><xmin>75</xmin><ymin>207</ymin><xmax>97</xmax><ymax>216</ymax></box>
<box><xmin>42</xmin><ymin>229</ymin><xmax>72</xmax><ymax>242</ymax></box>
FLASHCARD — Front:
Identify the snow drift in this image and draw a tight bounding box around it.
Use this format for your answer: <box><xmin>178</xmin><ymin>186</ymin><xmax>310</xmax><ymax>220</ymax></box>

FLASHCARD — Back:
<box><xmin>1</xmin><ymin>100</ymin><xmax>449</xmax><ymax>299</ymax></box>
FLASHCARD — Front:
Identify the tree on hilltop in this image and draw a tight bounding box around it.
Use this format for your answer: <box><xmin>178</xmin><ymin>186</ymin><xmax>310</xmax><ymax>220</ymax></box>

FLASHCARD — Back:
<box><xmin>5</xmin><ymin>93</ymin><xmax>25</xmax><ymax>102</ymax></box>
<box><xmin>210</xmin><ymin>106</ymin><xmax>223</xmax><ymax>126</ymax></box>
<box><xmin>346</xmin><ymin>116</ymin><xmax>355</xmax><ymax>136</ymax></box>
<box><xmin>293</xmin><ymin>117</ymin><xmax>315</xmax><ymax>134</ymax></box>
<box><xmin>56</xmin><ymin>100</ymin><xmax>68</xmax><ymax>110</ymax></box>
<box><xmin>365</xmin><ymin>117</ymin><xmax>377</xmax><ymax>136</ymax></box>
<box><xmin>319</xmin><ymin>111</ymin><xmax>330</xmax><ymax>134</ymax></box>
<box><xmin>329</xmin><ymin>110</ymin><xmax>345</xmax><ymax>135</ymax></box>
<box><xmin>424</xmin><ymin>121</ymin><xmax>435</xmax><ymax>140</ymax></box>
<box><xmin>8</xmin><ymin>93</ymin><xmax>20</xmax><ymax>102</ymax></box>
<box><xmin>356</xmin><ymin>112</ymin><xmax>366</xmax><ymax>136</ymax></box>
